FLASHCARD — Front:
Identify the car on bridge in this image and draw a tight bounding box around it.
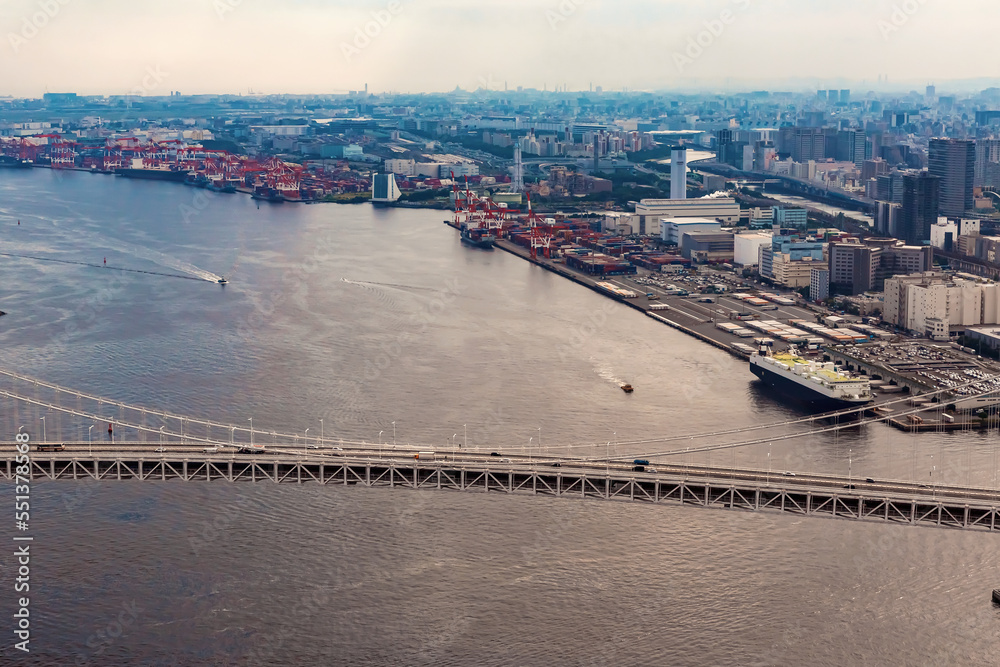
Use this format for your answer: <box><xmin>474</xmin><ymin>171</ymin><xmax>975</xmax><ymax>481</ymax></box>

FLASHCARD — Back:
<box><xmin>37</xmin><ymin>443</ymin><xmax>65</xmax><ymax>452</ymax></box>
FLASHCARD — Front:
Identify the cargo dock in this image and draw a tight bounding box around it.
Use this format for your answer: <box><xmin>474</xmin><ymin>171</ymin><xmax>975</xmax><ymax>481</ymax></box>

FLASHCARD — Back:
<box><xmin>445</xmin><ymin>217</ymin><xmax>1000</xmax><ymax>421</ymax></box>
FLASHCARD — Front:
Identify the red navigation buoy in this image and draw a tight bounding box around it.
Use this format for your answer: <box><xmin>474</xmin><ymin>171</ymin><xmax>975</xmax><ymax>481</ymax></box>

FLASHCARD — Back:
<box><xmin>104</xmin><ymin>257</ymin><xmax>107</xmax><ymax>265</ymax></box>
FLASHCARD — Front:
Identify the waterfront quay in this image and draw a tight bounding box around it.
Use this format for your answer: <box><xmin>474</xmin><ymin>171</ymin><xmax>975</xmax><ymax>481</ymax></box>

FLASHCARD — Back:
<box><xmin>446</xmin><ymin>223</ymin><xmax>1000</xmax><ymax>423</ymax></box>
<box><xmin>6</xmin><ymin>444</ymin><xmax>999</xmax><ymax>532</ymax></box>
<box><xmin>483</xmin><ymin>231</ymin><xmax>808</xmax><ymax>360</ymax></box>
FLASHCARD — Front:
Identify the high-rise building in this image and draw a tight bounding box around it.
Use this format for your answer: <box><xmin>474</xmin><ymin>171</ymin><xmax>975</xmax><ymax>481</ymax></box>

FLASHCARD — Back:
<box><xmin>836</xmin><ymin>129</ymin><xmax>866</xmax><ymax>169</ymax></box>
<box><xmin>874</xmin><ymin>201</ymin><xmax>902</xmax><ymax>237</ymax></box>
<box><xmin>975</xmin><ymin>138</ymin><xmax>1000</xmax><ymax>188</ymax></box>
<box><xmin>862</xmin><ymin>158</ymin><xmax>888</xmax><ymax>181</ymax></box>
<box><xmin>928</xmin><ymin>138</ymin><xmax>975</xmax><ymax>216</ymax></box>
<box><xmin>780</xmin><ymin>127</ymin><xmax>825</xmax><ymax>163</ymax></box>
<box><xmin>811</xmin><ymin>267</ymin><xmax>830</xmax><ymax>302</ymax></box>
<box><xmin>900</xmin><ymin>172</ymin><xmax>940</xmax><ymax>245</ymax></box>
<box><xmin>829</xmin><ymin>239</ymin><xmax>933</xmax><ymax>295</ymax></box>
<box><xmin>876</xmin><ymin>172</ymin><xmax>905</xmax><ymax>203</ymax></box>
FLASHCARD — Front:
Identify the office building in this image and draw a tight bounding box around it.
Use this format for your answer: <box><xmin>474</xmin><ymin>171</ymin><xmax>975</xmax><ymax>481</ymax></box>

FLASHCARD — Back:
<box><xmin>884</xmin><ymin>274</ymin><xmax>1000</xmax><ymax>337</ymax></box>
<box><xmin>975</xmin><ymin>138</ymin><xmax>1000</xmax><ymax>188</ymax></box>
<box><xmin>782</xmin><ymin>127</ymin><xmax>826</xmax><ymax>163</ymax></box>
<box><xmin>928</xmin><ymin>138</ymin><xmax>975</xmax><ymax>217</ymax></box>
<box><xmin>874</xmin><ymin>201</ymin><xmax>902</xmax><ymax>237</ymax></box>
<box><xmin>371</xmin><ymin>173</ymin><xmax>401</xmax><ymax>203</ymax></box>
<box><xmin>759</xmin><ymin>234</ymin><xmax>826</xmax><ymax>287</ymax></box>
<box><xmin>772</xmin><ymin>206</ymin><xmax>808</xmax><ymax>229</ymax></box>
<box><xmin>930</xmin><ymin>218</ymin><xmax>980</xmax><ymax>252</ymax></box>
<box><xmin>829</xmin><ymin>239</ymin><xmax>933</xmax><ymax>295</ymax></box>
<box><xmin>811</xmin><ymin>267</ymin><xmax>830</xmax><ymax>302</ymax></box>
<box><xmin>862</xmin><ymin>159</ymin><xmax>888</xmax><ymax>181</ymax></box>
<box><xmin>900</xmin><ymin>172</ymin><xmax>940</xmax><ymax>245</ymax></box>
<box><xmin>876</xmin><ymin>172</ymin><xmax>905</xmax><ymax>203</ymax></box>
<box><xmin>837</xmin><ymin>129</ymin><xmax>866</xmax><ymax>169</ymax></box>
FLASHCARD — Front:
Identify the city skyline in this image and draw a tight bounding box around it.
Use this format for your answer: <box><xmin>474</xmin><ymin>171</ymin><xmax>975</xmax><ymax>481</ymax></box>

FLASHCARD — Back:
<box><xmin>3</xmin><ymin>0</ymin><xmax>1000</xmax><ymax>98</ymax></box>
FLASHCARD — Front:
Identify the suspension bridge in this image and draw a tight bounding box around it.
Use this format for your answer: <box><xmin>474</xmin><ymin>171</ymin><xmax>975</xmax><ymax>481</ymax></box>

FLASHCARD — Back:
<box><xmin>2</xmin><ymin>368</ymin><xmax>999</xmax><ymax>532</ymax></box>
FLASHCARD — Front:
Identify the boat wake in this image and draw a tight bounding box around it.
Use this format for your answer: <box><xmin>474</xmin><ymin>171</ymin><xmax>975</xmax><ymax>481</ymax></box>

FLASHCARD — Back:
<box><xmin>97</xmin><ymin>236</ymin><xmax>222</xmax><ymax>282</ymax></box>
<box><xmin>341</xmin><ymin>277</ymin><xmax>439</xmax><ymax>293</ymax></box>
<box><xmin>594</xmin><ymin>363</ymin><xmax>628</xmax><ymax>389</ymax></box>
<box><xmin>0</xmin><ymin>251</ymin><xmax>208</xmax><ymax>282</ymax></box>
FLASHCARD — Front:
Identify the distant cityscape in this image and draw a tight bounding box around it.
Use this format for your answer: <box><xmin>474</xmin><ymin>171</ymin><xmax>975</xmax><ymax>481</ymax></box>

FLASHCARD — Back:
<box><xmin>6</xmin><ymin>85</ymin><xmax>1000</xmax><ymax>348</ymax></box>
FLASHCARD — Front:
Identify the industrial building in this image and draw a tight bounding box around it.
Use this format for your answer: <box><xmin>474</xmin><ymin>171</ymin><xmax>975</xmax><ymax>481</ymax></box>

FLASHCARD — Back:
<box><xmin>680</xmin><ymin>232</ymin><xmax>735</xmax><ymax>263</ymax></box>
<box><xmin>638</xmin><ymin>195</ymin><xmax>740</xmax><ymax>238</ymax></box>
<box><xmin>733</xmin><ymin>232</ymin><xmax>772</xmax><ymax>266</ymax></box>
<box><xmin>661</xmin><ymin>218</ymin><xmax>722</xmax><ymax>245</ymax></box>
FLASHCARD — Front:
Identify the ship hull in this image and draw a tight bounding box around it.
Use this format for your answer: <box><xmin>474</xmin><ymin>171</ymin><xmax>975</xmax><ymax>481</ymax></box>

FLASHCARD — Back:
<box><xmin>460</xmin><ymin>233</ymin><xmax>495</xmax><ymax>249</ymax></box>
<box><xmin>750</xmin><ymin>361</ymin><xmax>871</xmax><ymax>411</ymax></box>
<box><xmin>115</xmin><ymin>168</ymin><xmax>190</xmax><ymax>182</ymax></box>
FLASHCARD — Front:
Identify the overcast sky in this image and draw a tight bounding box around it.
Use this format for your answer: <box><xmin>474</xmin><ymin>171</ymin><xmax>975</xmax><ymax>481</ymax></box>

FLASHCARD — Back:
<box><xmin>2</xmin><ymin>0</ymin><xmax>998</xmax><ymax>97</ymax></box>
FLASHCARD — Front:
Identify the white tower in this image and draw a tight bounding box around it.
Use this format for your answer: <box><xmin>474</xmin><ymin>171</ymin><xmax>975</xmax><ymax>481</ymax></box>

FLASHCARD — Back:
<box><xmin>670</xmin><ymin>147</ymin><xmax>687</xmax><ymax>200</ymax></box>
<box><xmin>511</xmin><ymin>144</ymin><xmax>524</xmax><ymax>193</ymax></box>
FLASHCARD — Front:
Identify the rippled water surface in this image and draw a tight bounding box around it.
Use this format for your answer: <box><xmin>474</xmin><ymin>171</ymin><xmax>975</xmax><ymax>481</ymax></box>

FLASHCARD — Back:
<box><xmin>0</xmin><ymin>169</ymin><xmax>997</xmax><ymax>665</ymax></box>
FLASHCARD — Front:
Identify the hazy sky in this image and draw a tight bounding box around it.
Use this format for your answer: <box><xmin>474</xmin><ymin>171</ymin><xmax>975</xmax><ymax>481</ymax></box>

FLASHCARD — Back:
<box><xmin>2</xmin><ymin>0</ymin><xmax>998</xmax><ymax>97</ymax></box>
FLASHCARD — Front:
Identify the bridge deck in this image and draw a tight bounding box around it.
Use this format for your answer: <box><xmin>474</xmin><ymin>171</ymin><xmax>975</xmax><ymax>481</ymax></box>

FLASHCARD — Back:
<box><xmin>6</xmin><ymin>454</ymin><xmax>998</xmax><ymax>533</ymax></box>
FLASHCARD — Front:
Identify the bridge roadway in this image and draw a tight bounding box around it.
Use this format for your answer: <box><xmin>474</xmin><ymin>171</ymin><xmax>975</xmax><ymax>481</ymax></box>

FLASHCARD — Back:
<box><xmin>3</xmin><ymin>443</ymin><xmax>999</xmax><ymax>531</ymax></box>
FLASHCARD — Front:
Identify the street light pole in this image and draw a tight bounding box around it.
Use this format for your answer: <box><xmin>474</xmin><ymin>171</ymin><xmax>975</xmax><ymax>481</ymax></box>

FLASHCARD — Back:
<box><xmin>248</xmin><ymin>418</ymin><xmax>253</xmax><ymax>446</ymax></box>
<box><xmin>304</xmin><ymin>429</ymin><xmax>310</xmax><ymax>456</ymax></box>
<box><xmin>393</xmin><ymin>421</ymin><xmax>397</xmax><ymax>446</ymax></box>
<box><xmin>161</xmin><ymin>426</ymin><xmax>165</xmax><ymax>445</ymax></box>
<box><xmin>40</xmin><ymin>416</ymin><xmax>45</xmax><ymax>443</ymax></box>
<box><xmin>89</xmin><ymin>425</ymin><xmax>94</xmax><ymax>456</ymax></box>
<box><xmin>320</xmin><ymin>419</ymin><xmax>324</xmax><ymax>444</ymax></box>
<box><xmin>849</xmin><ymin>448</ymin><xmax>852</xmax><ymax>487</ymax></box>
<box><xmin>766</xmin><ymin>443</ymin><xmax>771</xmax><ymax>486</ymax></box>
